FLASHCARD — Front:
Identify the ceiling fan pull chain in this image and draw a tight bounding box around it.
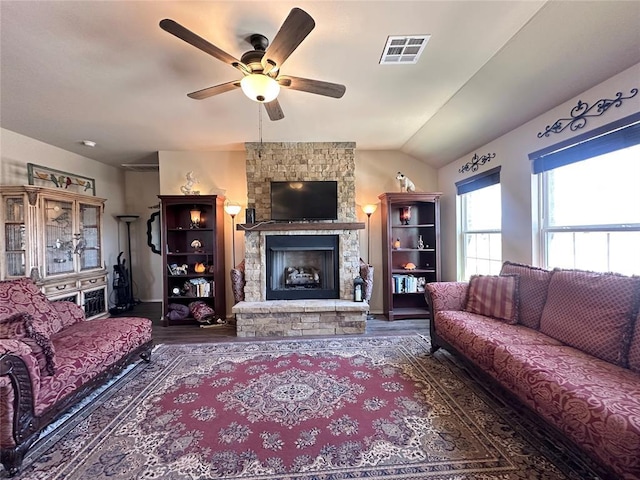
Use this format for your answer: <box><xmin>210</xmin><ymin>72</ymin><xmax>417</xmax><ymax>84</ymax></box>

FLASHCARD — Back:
<box><xmin>258</xmin><ymin>103</ymin><xmax>263</xmax><ymax>159</ymax></box>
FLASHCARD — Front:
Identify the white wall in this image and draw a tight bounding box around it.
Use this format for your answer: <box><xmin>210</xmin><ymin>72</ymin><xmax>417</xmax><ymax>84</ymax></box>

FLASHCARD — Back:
<box><xmin>437</xmin><ymin>63</ymin><xmax>640</xmax><ymax>281</ymax></box>
<box><xmin>123</xmin><ymin>170</ymin><xmax>162</xmax><ymax>304</ymax></box>
<box><xmin>0</xmin><ymin>128</ymin><xmax>128</xmax><ymax>306</ymax></box>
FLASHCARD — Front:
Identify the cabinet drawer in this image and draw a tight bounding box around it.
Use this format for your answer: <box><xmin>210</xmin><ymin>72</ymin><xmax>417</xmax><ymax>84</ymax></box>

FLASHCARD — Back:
<box><xmin>80</xmin><ymin>275</ymin><xmax>107</xmax><ymax>289</ymax></box>
<box><xmin>42</xmin><ymin>279</ymin><xmax>78</xmax><ymax>296</ymax></box>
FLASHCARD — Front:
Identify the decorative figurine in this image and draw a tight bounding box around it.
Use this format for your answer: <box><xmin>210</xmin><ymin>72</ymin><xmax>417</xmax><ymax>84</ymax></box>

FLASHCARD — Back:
<box><xmin>393</xmin><ymin>238</ymin><xmax>401</xmax><ymax>249</ymax></box>
<box><xmin>396</xmin><ymin>172</ymin><xmax>416</xmax><ymax>192</ymax></box>
<box><xmin>418</xmin><ymin>235</ymin><xmax>425</xmax><ymax>249</ymax></box>
<box><xmin>180</xmin><ymin>171</ymin><xmax>200</xmax><ymax>195</ymax></box>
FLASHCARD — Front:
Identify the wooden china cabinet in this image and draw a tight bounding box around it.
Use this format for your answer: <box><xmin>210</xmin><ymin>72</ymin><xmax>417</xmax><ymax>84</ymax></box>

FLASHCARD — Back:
<box><xmin>159</xmin><ymin>195</ymin><xmax>226</xmax><ymax>326</ymax></box>
<box><xmin>379</xmin><ymin>192</ymin><xmax>442</xmax><ymax>321</ymax></box>
<box><xmin>0</xmin><ymin>185</ymin><xmax>108</xmax><ymax>319</ymax></box>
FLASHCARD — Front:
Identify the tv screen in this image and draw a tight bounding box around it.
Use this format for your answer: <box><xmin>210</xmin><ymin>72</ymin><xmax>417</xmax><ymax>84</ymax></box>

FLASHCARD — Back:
<box><xmin>271</xmin><ymin>181</ymin><xmax>338</xmax><ymax>221</ymax></box>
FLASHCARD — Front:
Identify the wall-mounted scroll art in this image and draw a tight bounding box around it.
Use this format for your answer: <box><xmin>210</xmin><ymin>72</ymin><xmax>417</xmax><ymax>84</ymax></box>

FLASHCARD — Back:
<box><xmin>537</xmin><ymin>88</ymin><xmax>638</xmax><ymax>138</ymax></box>
<box><xmin>27</xmin><ymin>163</ymin><xmax>96</xmax><ymax>196</ymax></box>
<box><xmin>458</xmin><ymin>152</ymin><xmax>496</xmax><ymax>174</ymax></box>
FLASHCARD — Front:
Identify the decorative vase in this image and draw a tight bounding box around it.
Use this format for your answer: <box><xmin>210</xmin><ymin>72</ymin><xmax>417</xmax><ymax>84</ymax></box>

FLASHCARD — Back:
<box><xmin>194</xmin><ymin>262</ymin><xmax>206</xmax><ymax>273</ymax></box>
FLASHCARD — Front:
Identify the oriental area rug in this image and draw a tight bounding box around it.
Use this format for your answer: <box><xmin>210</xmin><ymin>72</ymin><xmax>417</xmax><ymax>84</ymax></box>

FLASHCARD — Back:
<box><xmin>9</xmin><ymin>336</ymin><xmax>599</xmax><ymax>480</ymax></box>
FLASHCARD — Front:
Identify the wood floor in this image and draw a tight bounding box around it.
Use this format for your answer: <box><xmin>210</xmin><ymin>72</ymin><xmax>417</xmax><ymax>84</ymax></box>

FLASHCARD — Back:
<box><xmin>113</xmin><ymin>302</ymin><xmax>430</xmax><ymax>344</ymax></box>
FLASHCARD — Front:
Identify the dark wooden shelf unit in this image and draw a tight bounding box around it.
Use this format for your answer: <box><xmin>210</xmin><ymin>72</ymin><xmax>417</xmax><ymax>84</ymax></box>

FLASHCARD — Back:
<box><xmin>379</xmin><ymin>192</ymin><xmax>442</xmax><ymax>321</ymax></box>
<box><xmin>159</xmin><ymin>195</ymin><xmax>226</xmax><ymax>326</ymax></box>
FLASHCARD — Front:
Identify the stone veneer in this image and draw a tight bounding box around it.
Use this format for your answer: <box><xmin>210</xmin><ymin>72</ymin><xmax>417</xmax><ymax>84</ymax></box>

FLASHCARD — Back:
<box><xmin>233</xmin><ymin>142</ymin><xmax>367</xmax><ymax>337</ymax></box>
<box><xmin>245</xmin><ymin>142</ymin><xmax>357</xmax><ymax>222</ymax></box>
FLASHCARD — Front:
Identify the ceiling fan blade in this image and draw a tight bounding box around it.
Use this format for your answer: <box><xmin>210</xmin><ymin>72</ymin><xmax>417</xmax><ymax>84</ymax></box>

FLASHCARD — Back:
<box><xmin>187</xmin><ymin>80</ymin><xmax>241</xmax><ymax>100</ymax></box>
<box><xmin>279</xmin><ymin>76</ymin><xmax>346</xmax><ymax>98</ymax></box>
<box><xmin>262</xmin><ymin>8</ymin><xmax>315</xmax><ymax>71</ymax></box>
<box><xmin>264</xmin><ymin>99</ymin><xmax>285</xmax><ymax>121</ymax></box>
<box><xmin>160</xmin><ymin>19</ymin><xmax>246</xmax><ymax>73</ymax></box>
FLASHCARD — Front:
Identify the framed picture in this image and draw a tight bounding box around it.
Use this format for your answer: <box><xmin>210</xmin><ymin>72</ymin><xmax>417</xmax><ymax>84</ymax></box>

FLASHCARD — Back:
<box><xmin>27</xmin><ymin>163</ymin><xmax>96</xmax><ymax>196</ymax></box>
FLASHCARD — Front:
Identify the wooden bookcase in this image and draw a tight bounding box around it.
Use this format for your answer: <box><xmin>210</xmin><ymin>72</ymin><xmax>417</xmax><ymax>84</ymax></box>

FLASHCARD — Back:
<box><xmin>159</xmin><ymin>195</ymin><xmax>226</xmax><ymax>326</ymax></box>
<box><xmin>379</xmin><ymin>192</ymin><xmax>442</xmax><ymax>321</ymax></box>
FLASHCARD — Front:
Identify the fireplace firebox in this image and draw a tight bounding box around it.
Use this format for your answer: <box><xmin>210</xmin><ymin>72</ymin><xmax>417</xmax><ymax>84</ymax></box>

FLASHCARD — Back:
<box><xmin>266</xmin><ymin>235</ymin><xmax>339</xmax><ymax>300</ymax></box>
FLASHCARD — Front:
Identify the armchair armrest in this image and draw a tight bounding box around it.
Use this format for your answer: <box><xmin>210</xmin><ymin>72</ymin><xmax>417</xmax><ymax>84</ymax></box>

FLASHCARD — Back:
<box><xmin>0</xmin><ymin>339</ymin><xmax>41</xmax><ymax>449</ymax></box>
<box><xmin>425</xmin><ymin>282</ymin><xmax>469</xmax><ymax>314</ymax></box>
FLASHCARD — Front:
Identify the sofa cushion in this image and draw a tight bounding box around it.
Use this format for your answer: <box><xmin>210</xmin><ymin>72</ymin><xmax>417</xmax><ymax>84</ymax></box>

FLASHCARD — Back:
<box><xmin>0</xmin><ymin>312</ymin><xmax>56</xmax><ymax>376</ymax></box>
<box><xmin>37</xmin><ymin>316</ymin><xmax>152</xmax><ymax>415</ymax></box>
<box><xmin>435</xmin><ymin>311</ymin><xmax>561</xmax><ymax>371</ymax></box>
<box><xmin>492</xmin><ymin>344</ymin><xmax>640</xmax><ymax>479</ymax></box>
<box><xmin>540</xmin><ymin>269</ymin><xmax>640</xmax><ymax>365</ymax></box>
<box><xmin>628</xmin><ymin>311</ymin><xmax>640</xmax><ymax>375</ymax></box>
<box><xmin>0</xmin><ymin>278</ymin><xmax>65</xmax><ymax>338</ymax></box>
<box><xmin>465</xmin><ymin>274</ymin><xmax>519</xmax><ymax>324</ymax></box>
<box><xmin>50</xmin><ymin>300</ymin><xmax>86</xmax><ymax>329</ymax></box>
<box><xmin>500</xmin><ymin>261</ymin><xmax>552</xmax><ymax>329</ymax></box>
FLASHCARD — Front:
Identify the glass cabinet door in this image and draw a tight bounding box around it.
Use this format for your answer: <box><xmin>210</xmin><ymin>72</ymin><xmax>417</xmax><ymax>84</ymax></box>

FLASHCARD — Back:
<box><xmin>44</xmin><ymin>197</ymin><xmax>75</xmax><ymax>276</ymax></box>
<box><xmin>79</xmin><ymin>202</ymin><xmax>102</xmax><ymax>271</ymax></box>
<box><xmin>3</xmin><ymin>196</ymin><xmax>26</xmax><ymax>277</ymax></box>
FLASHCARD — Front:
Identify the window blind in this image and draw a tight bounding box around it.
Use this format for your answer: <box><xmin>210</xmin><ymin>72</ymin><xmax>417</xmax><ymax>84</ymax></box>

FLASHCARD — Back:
<box><xmin>455</xmin><ymin>166</ymin><xmax>501</xmax><ymax>195</ymax></box>
<box><xmin>529</xmin><ymin>112</ymin><xmax>640</xmax><ymax>174</ymax></box>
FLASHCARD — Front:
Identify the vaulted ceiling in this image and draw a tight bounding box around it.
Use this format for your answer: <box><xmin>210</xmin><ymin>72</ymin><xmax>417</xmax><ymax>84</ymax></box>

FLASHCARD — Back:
<box><xmin>1</xmin><ymin>1</ymin><xmax>639</xmax><ymax>169</ymax></box>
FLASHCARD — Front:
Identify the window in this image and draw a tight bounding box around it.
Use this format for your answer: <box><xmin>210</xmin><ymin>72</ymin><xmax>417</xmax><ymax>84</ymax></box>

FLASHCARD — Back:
<box><xmin>532</xmin><ymin>112</ymin><xmax>640</xmax><ymax>275</ymax></box>
<box><xmin>456</xmin><ymin>167</ymin><xmax>502</xmax><ymax>280</ymax></box>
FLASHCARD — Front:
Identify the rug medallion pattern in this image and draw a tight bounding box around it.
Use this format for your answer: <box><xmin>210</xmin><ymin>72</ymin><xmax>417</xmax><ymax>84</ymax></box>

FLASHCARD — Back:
<box><xmin>7</xmin><ymin>336</ymin><xmax>592</xmax><ymax>479</ymax></box>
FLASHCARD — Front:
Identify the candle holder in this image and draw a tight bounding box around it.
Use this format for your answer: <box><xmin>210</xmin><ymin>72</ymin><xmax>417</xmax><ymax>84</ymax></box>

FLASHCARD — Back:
<box><xmin>399</xmin><ymin>206</ymin><xmax>412</xmax><ymax>225</ymax></box>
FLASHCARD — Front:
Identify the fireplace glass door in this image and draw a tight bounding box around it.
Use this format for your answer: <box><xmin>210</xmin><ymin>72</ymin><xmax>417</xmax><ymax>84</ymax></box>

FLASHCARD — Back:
<box><xmin>266</xmin><ymin>235</ymin><xmax>339</xmax><ymax>300</ymax></box>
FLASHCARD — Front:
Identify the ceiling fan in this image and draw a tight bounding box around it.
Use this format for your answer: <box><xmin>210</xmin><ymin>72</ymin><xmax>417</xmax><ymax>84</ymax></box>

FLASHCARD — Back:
<box><xmin>159</xmin><ymin>8</ymin><xmax>346</xmax><ymax>121</ymax></box>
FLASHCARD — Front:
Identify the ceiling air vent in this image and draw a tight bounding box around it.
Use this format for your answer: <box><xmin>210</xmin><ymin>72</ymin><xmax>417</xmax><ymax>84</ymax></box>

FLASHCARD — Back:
<box><xmin>121</xmin><ymin>163</ymin><xmax>159</xmax><ymax>172</ymax></box>
<box><xmin>379</xmin><ymin>35</ymin><xmax>430</xmax><ymax>65</ymax></box>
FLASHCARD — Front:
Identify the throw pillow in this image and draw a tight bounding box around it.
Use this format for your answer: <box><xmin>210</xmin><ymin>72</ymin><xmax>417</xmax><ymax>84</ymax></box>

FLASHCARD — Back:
<box><xmin>499</xmin><ymin>261</ymin><xmax>552</xmax><ymax>330</ymax></box>
<box><xmin>540</xmin><ymin>269</ymin><xmax>639</xmax><ymax>365</ymax></box>
<box><xmin>465</xmin><ymin>274</ymin><xmax>519</xmax><ymax>324</ymax></box>
<box><xmin>0</xmin><ymin>278</ymin><xmax>65</xmax><ymax>338</ymax></box>
<box><xmin>0</xmin><ymin>311</ymin><xmax>56</xmax><ymax>376</ymax></box>
<box><xmin>189</xmin><ymin>301</ymin><xmax>217</xmax><ymax>323</ymax></box>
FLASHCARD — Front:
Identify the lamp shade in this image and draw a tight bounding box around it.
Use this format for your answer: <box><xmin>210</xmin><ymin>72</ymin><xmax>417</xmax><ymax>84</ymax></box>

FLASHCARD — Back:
<box><xmin>362</xmin><ymin>204</ymin><xmax>378</xmax><ymax>216</ymax></box>
<box><xmin>116</xmin><ymin>214</ymin><xmax>139</xmax><ymax>223</ymax></box>
<box><xmin>240</xmin><ymin>74</ymin><xmax>280</xmax><ymax>103</ymax></box>
<box><xmin>224</xmin><ymin>202</ymin><xmax>242</xmax><ymax>217</ymax></box>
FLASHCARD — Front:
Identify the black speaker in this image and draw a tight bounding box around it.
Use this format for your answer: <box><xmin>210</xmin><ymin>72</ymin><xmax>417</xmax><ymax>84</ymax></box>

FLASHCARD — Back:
<box><xmin>245</xmin><ymin>207</ymin><xmax>256</xmax><ymax>224</ymax></box>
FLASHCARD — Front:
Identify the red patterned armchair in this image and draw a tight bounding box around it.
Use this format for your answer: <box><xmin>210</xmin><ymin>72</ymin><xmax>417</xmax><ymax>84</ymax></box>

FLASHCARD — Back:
<box><xmin>0</xmin><ymin>278</ymin><xmax>153</xmax><ymax>476</ymax></box>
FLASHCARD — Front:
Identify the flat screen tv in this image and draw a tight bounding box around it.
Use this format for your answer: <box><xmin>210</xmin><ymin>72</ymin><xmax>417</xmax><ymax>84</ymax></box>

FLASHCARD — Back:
<box><xmin>271</xmin><ymin>181</ymin><xmax>338</xmax><ymax>221</ymax></box>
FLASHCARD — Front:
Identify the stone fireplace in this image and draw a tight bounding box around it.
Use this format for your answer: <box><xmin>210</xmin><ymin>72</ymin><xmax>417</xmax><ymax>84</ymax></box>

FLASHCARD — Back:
<box><xmin>232</xmin><ymin>142</ymin><xmax>368</xmax><ymax>337</ymax></box>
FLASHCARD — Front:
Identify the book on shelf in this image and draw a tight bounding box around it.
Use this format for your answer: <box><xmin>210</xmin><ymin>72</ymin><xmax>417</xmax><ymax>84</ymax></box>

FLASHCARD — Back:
<box><xmin>189</xmin><ymin>277</ymin><xmax>214</xmax><ymax>297</ymax></box>
<box><xmin>392</xmin><ymin>274</ymin><xmax>426</xmax><ymax>294</ymax></box>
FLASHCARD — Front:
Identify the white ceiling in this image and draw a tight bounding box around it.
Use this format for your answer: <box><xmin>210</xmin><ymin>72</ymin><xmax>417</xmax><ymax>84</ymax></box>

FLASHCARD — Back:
<box><xmin>1</xmin><ymin>1</ymin><xmax>639</xmax><ymax>170</ymax></box>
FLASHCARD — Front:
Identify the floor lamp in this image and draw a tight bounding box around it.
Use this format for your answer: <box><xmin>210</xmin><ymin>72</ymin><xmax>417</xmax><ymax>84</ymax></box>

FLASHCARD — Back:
<box><xmin>362</xmin><ymin>204</ymin><xmax>377</xmax><ymax>320</ymax></box>
<box><xmin>362</xmin><ymin>204</ymin><xmax>378</xmax><ymax>265</ymax></box>
<box><xmin>116</xmin><ymin>214</ymin><xmax>139</xmax><ymax>309</ymax></box>
<box><xmin>224</xmin><ymin>202</ymin><xmax>242</xmax><ymax>268</ymax></box>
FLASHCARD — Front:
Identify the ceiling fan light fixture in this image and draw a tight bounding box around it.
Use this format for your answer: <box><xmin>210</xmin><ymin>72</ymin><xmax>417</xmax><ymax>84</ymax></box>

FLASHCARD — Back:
<box><xmin>240</xmin><ymin>74</ymin><xmax>280</xmax><ymax>103</ymax></box>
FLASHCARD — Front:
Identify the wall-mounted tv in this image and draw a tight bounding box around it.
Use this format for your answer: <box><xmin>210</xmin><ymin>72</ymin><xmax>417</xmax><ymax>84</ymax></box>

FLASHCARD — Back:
<box><xmin>271</xmin><ymin>181</ymin><xmax>338</xmax><ymax>221</ymax></box>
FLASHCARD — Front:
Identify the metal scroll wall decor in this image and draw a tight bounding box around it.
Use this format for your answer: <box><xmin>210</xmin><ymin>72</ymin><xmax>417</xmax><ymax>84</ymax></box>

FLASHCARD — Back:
<box><xmin>458</xmin><ymin>152</ymin><xmax>496</xmax><ymax>174</ymax></box>
<box><xmin>537</xmin><ymin>88</ymin><xmax>638</xmax><ymax>138</ymax></box>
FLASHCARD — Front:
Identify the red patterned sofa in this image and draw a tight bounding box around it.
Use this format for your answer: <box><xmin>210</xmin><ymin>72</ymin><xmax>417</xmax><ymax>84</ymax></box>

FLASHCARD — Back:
<box><xmin>0</xmin><ymin>278</ymin><xmax>153</xmax><ymax>476</ymax></box>
<box><xmin>426</xmin><ymin>262</ymin><xmax>640</xmax><ymax>480</ymax></box>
